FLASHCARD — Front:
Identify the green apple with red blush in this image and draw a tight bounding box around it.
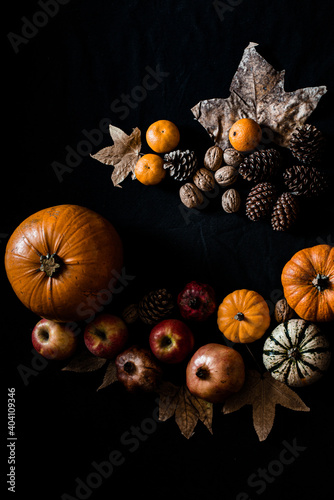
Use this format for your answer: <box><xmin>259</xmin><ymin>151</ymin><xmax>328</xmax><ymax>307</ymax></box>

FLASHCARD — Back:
<box><xmin>84</xmin><ymin>313</ymin><xmax>128</xmax><ymax>359</ymax></box>
<box><xmin>149</xmin><ymin>318</ymin><xmax>195</xmax><ymax>364</ymax></box>
<box><xmin>32</xmin><ymin>318</ymin><xmax>78</xmax><ymax>360</ymax></box>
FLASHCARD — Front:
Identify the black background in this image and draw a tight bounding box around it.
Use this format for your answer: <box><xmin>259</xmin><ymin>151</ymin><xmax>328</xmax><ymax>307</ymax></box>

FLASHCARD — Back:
<box><xmin>3</xmin><ymin>1</ymin><xmax>334</xmax><ymax>499</ymax></box>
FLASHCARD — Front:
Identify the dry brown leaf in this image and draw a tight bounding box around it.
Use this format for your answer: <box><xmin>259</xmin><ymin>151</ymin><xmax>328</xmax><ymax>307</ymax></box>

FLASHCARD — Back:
<box><xmin>62</xmin><ymin>348</ymin><xmax>107</xmax><ymax>373</ymax></box>
<box><xmin>158</xmin><ymin>381</ymin><xmax>213</xmax><ymax>439</ymax></box>
<box><xmin>97</xmin><ymin>361</ymin><xmax>118</xmax><ymax>391</ymax></box>
<box><xmin>223</xmin><ymin>370</ymin><xmax>310</xmax><ymax>441</ymax></box>
<box><xmin>91</xmin><ymin>125</ymin><xmax>142</xmax><ymax>187</ymax></box>
<box><xmin>191</xmin><ymin>42</ymin><xmax>327</xmax><ymax>150</ymax></box>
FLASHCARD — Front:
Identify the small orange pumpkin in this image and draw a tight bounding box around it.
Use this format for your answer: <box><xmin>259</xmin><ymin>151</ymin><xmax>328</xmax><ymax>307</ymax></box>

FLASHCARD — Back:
<box><xmin>217</xmin><ymin>289</ymin><xmax>270</xmax><ymax>343</ymax></box>
<box><xmin>4</xmin><ymin>205</ymin><xmax>123</xmax><ymax>322</ymax></box>
<box><xmin>281</xmin><ymin>244</ymin><xmax>334</xmax><ymax>322</ymax></box>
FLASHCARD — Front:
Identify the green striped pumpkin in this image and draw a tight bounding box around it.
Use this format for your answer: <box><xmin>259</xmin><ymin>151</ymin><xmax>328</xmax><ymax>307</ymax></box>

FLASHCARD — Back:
<box><xmin>263</xmin><ymin>319</ymin><xmax>331</xmax><ymax>387</ymax></box>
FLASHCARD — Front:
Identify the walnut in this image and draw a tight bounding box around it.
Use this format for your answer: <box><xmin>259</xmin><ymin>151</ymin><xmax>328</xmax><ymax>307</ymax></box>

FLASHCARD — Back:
<box><xmin>274</xmin><ymin>298</ymin><xmax>295</xmax><ymax>323</ymax></box>
<box><xmin>223</xmin><ymin>148</ymin><xmax>244</xmax><ymax>167</ymax></box>
<box><xmin>222</xmin><ymin>188</ymin><xmax>241</xmax><ymax>213</ymax></box>
<box><xmin>204</xmin><ymin>145</ymin><xmax>223</xmax><ymax>171</ymax></box>
<box><xmin>180</xmin><ymin>183</ymin><xmax>204</xmax><ymax>209</ymax></box>
<box><xmin>215</xmin><ymin>166</ymin><xmax>238</xmax><ymax>187</ymax></box>
<box><xmin>193</xmin><ymin>168</ymin><xmax>215</xmax><ymax>191</ymax></box>
<box><xmin>122</xmin><ymin>303</ymin><xmax>139</xmax><ymax>324</ymax></box>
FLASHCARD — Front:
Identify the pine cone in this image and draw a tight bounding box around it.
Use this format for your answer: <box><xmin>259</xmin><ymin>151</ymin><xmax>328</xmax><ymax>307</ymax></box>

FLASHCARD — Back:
<box><xmin>163</xmin><ymin>150</ymin><xmax>198</xmax><ymax>181</ymax></box>
<box><xmin>271</xmin><ymin>193</ymin><xmax>299</xmax><ymax>231</ymax></box>
<box><xmin>138</xmin><ymin>289</ymin><xmax>175</xmax><ymax>325</ymax></box>
<box><xmin>283</xmin><ymin>165</ymin><xmax>328</xmax><ymax>197</ymax></box>
<box><xmin>245</xmin><ymin>182</ymin><xmax>278</xmax><ymax>221</ymax></box>
<box><xmin>239</xmin><ymin>148</ymin><xmax>280</xmax><ymax>183</ymax></box>
<box><xmin>289</xmin><ymin>124</ymin><xmax>325</xmax><ymax>164</ymax></box>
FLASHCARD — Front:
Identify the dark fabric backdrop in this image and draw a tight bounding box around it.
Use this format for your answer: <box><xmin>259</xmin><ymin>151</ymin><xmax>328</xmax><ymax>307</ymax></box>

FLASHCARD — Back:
<box><xmin>3</xmin><ymin>1</ymin><xmax>334</xmax><ymax>499</ymax></box>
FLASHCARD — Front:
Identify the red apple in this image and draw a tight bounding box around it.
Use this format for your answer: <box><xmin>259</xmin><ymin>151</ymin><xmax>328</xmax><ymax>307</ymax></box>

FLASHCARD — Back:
<box><xmin>115</xmin><ymin>345</ymin><xmax>163</xmax><ymax>392</ymax></box>
<box><xmin>84</xmin><ymin>314</ymin><xmax>128</xmax><ymax>359</ymax></box>
<box><xmin>32</xmin><ymin>318</ymin><xmax>78</xmax><ymax>360</ymax></box>
<box><xmin>186</xmin><ymin>343</ymin><xmax>245</xmax><ymax>403</ymax></box>
<box><xmin>177</xmin><ymin>281</ymin><xmax>216</xmax><ymax>321</ymax></box>
<box><xmin>149</xmin><ymin>318</ymin><xmax>195</xmax><ymax>364</ymax></box>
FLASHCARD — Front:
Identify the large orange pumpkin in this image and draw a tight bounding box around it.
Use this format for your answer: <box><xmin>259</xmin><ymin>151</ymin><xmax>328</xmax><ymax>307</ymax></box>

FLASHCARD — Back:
<box><xmin>217</xmin><ymin>289</ymin><xmax>270</xmax><ymax>343</ymax></box>
<box><xmin>5</xmin><ymin>205</ymin><xmax>123</xmax><ymax>322</ymax></box>
<box><xmin>281</xmin><ymin>244</ymin><xmax>334</xmax><ymax>322</ymax></box>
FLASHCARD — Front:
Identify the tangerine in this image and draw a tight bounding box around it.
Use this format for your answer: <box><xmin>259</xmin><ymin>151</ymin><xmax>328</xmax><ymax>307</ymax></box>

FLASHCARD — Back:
<box><xmin>228</xmin><ymin>118</ymin><xmax>262</xmax><ymax>153</ymax></box>
<box><xmin>135</xmin><ymin>154</ymin><xmax>166</xmax><ymax>185</ymax></box>
<box><xmin>146</xmin><ymin>120</ymin><xmax>180</xmax><ymax>153</ymax></box>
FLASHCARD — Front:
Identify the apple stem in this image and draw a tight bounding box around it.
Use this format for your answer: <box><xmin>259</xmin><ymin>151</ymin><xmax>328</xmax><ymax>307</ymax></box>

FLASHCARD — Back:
<box><xmin>160</xmin><ymin>336</ymin><xmax>173</xmax><ymax>348</ymax></box>
<box><xmin>38</xmin><ymin>330</ymin><xmax>49</xmax><ymax>342</ymax></box>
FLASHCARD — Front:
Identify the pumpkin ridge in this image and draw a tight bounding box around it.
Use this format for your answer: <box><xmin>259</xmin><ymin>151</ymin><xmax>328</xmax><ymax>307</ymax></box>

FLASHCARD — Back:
<box><xmin>299</xmin><ymin>328</ymin><xmax>322</xmax><ymax>349</ymax></box>
<box><xmin>283</xmin><ymin>322</ymin><xmax>295</xmax><ymax>348</ymax></box>
<box><xmin>268</xmin><ymin>333</ymin><xmax>289</xmax><ymax>351</ymax></box>
<box><xmin>294</xmin><ymin>320</ymin><xmax>309</xmax><ymax>346</ymax></box>
<box><xmin>301</xmin><ymin>346</ymin><xmax>331</xmax><ymax>355</ymax></box>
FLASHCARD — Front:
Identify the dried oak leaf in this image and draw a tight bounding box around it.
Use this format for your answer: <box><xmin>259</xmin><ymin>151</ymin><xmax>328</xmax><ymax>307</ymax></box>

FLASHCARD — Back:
<box><xmin>91</xmin><ymin>125</ymin><xmax>142</xmax><ymax>187</ymax></box>
<box><xmin>158</xmin><ymin>381</ymin><xmax>213</xmax><ymax>439</ymax></box>
<box><xmin>191</xmin><ymin>42</ymin><xmax>327</xmax><ymax>150</ymax></box>
<box><xmin>222</xmin><ymin>370</ymin><xmax>310</xmax><ymax>442</ymax></box>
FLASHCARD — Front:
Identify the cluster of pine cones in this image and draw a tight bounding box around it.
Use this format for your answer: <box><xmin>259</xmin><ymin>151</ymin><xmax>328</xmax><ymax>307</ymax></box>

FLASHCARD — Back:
<box><xmin>242</xmin><ymin>124</ymin><xmax>327</xmax><ymax>231</ymax></box>
<box><xmin>162</xmin><ymin>123</ymin><xmax>328</xmax><ymax>231</ymax></box>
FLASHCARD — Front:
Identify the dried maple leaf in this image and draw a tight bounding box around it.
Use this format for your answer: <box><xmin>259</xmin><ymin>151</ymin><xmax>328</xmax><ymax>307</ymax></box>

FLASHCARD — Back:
<box><xmin>158</xmin><ymin>381</ymin><xmax>213</xmax><ymax>439</ymax></box>
<box><xmin>191</xmin><ymin>42</ymin><xmax>327</xmax><ymax>150</ymax></box>
<box><xmin>97</xmin><ymin>361</ymin><xmax>118</xmax><ymax>391</ymax></box>
<box><xmin>91</xmin><ymin>125</ymin><xmax>142</xmax><ymax>187</ymax></box>
<box><xmin>222</xmin><ymin>370</ymin><xmax>310</xmax><ymax>442</ymax></box>
<box><xmin>62</xmin><ymin>348</ymin><xmax>108</xmax><ymax>373</ymax></box>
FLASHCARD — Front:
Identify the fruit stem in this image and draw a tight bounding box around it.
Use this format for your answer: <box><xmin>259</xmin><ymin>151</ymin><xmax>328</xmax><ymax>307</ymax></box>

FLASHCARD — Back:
<box><xmin>189</xmin><ymin>297</ymin><xmax>201</xmax><ymax>310</ymax></box>
<box><xmin>160</xmin><ymin>336</ymin><xmax>173</xmax><ymax>348</ymax></box>
<box><xmin>287</xmin><ymin>347</ymin><xmax>300</xmax><ymax>360</ymax></box>
<box><xmin>40</xmin><ymin>253</ymin><xmax>61</xmax><ymax>277</ymax></box>
<box><xmin>196</xmin><ymin>367</ymin><xmax>209</xmax><ymax>380</ymax></box>
<box><xmin>124</xmin><ymin>361</ymin><xmax>135</xmax><ymax>374</ymax></box>
<box><xmin>312</xmin><ymin>273</ymin><xmax>329</xmax><ymax>292</ymax></box>
<box><xmin>234</xmin><ymin>312</ymin><xmax>244</xmax><ymax>321</ymax></box>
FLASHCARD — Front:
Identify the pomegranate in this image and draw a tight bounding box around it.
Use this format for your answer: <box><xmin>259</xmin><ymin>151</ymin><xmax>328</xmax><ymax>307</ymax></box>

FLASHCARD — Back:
<box><xmin>177</xmin><ymin>281</ymin><xmax>216</xmax><ymax>322</ymax></box>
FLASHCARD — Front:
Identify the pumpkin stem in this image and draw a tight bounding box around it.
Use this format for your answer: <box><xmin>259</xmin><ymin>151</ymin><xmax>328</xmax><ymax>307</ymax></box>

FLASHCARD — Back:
<box><xmin>40</xmin><ymin>253</ymin><xmax>61</xmax><ymax>278</ymax></box>
<box><xmin>287</xmin><ymin>347</ymin><xmax>300</xmax><ymax>360</ymax></box>
<box><xmin>312</xmin><ymin>274</ymin><xmax>330</xmax><ymax>292</ymax></box>
<box><xmin>234</xmin><ymin>312</ymin><xmax>244</xmax><ymax>321</ymax></box>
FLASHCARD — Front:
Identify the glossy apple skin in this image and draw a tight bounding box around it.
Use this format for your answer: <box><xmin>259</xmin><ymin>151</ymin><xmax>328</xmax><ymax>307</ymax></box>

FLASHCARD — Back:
<box><xmin>186</xmin><ymin>343</ymin><xmax>245</xmax><ymax>403</ymax></box>
<box><xmin>31</xmin><ymin>318</ymin><xmax>78</xmax><ymax>360</ymax></box>
<box><xmin>84</xmin><ymin>314</ymin><xmax>128</xmax><ymax>359</ymax></box>
<box><xmin>149</xmin><ymin>319</ymin><xmax>195</xmax><ymax>364</ymax></box>
<box><xmin>115</xmin><ymin>346</ymin><xmax>163</xmax><ymax>392</ymax></box>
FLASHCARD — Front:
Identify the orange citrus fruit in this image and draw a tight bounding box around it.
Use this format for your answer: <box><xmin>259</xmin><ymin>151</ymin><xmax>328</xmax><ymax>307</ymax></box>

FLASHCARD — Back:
<box><xmin>228</xmin><ymin>118</ymin><xmax>262</xmax><ymax>152</ymax></box>
<box><xmin>146</xmin><ymin>120</ymin><xmax>180</xmax><ymax>153</ymax></box>
<box><xmin>135</xmin><ymin>154</ymin><xmax>166</xmax><ymax>185</ymax></box>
